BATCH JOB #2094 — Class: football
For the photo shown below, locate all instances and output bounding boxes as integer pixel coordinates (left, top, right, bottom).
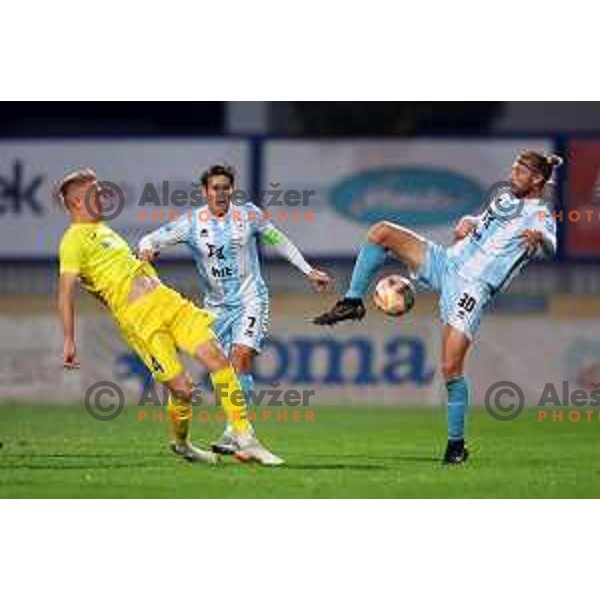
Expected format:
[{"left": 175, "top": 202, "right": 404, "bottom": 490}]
[{"left": 373, "top": 275, "right": 416, "bottom": 316}]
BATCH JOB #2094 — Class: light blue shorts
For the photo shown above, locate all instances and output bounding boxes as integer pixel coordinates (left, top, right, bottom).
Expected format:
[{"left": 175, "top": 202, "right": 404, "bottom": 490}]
[
  {"left": 210, "top": 300, "right": 269, "bottom": 355},
  {"left": 413, "top": 242, "right": 491, "bottom": 340}
]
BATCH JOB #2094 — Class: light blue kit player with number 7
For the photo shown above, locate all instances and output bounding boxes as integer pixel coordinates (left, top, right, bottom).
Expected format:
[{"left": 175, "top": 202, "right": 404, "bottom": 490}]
[{"left": 139, "top": 165, "right": 331, "bottom": 455}]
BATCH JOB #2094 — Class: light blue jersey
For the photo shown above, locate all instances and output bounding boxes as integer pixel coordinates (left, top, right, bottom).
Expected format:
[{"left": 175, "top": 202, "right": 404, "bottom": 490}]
[
  {"left": 142, "top": 203, "right": 274, "bottom": 309},
  {"left": 447, "top": 196, "right": 557, "bottom": 293},
  {"left": 415, "top": 195, "right": 557, "bottom": 339},
  {"left": 139, "top": 202, "right": 313, "bottom": 352}
]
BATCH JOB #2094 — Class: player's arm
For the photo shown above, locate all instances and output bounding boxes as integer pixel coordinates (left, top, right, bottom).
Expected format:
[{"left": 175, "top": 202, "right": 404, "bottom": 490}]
[
  {"left": 453, "top": 214, "right": 482, "bottom": 241},
  {"left": 58, "top": 273, "right": 80, "bottom": 369},
  {"left": 58, "top": 233, "right": 83, "bottom": 369},
  {"left": 520, "top": 210, "right": 557, "bottom": 259},
  {"left": 138, "top": 219, "right": 190, "bottom": 261},
  {"left": 259, "top": 221, "right": 331, "bottom": 292}
]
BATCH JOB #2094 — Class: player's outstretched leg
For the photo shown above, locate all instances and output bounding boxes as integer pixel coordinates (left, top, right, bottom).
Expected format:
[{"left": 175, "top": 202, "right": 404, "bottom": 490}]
[
  {"left": 441, "top": 326, "right": 471, "bottom": 465},
  {"left": 313, "top": 221, "right": 427, "bottom": 326},
  {"left": 211, "top": 344, "right": 256, "bottom": 456},
  {"left": 166, "top": 372, "right": 219, "bottom": 465},
  {"left": 196, "top": 340, "right": 284, "bottom": 466}
]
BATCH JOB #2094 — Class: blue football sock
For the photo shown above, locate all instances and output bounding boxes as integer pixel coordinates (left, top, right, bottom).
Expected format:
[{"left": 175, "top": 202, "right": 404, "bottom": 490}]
[
  {"left": 446, "top": 376, "right": 469, "bottom": 441},
  {"left": 346, "top": 242, "right": 387, "bottom": 299},
  {"left": 238, "top": 372, "right": 255, "bottom": 410}
]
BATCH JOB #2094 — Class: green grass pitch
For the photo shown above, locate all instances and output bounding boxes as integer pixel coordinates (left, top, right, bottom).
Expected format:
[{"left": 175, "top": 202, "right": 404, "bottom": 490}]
[{"left": 0, "top": 404, "right": 598, "bottom": 498}]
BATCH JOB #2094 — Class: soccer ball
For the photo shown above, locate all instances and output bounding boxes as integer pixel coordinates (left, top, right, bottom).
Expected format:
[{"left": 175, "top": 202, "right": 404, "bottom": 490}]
[{"left": 373, "top": 275, "right": 416, "bottom": 316}]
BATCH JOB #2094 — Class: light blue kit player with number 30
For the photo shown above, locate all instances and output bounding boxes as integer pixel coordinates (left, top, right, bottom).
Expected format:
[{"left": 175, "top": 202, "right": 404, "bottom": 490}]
[
  {"left": 139, "top": 165, "right": 331, "bottom": 456},
  {"left": 313, "top": 150, "right": 561, "bottom": 465}
]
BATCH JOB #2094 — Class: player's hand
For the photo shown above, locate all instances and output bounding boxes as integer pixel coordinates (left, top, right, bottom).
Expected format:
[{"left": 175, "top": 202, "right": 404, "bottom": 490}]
[
  {"left": 308, "top": 269, "right": 332, "bottom": 293},
  {"left": 138, "top": 248, "right": 160, "bottom": 262},
  {"left": 453, "top": 218, "right": 476, "bottom": 241},
  {"left": 63, "top": 340, "right": 81, "bottom": 370},
  {"left": 520, "top": 229, "right": 543, "bottom": 256}
]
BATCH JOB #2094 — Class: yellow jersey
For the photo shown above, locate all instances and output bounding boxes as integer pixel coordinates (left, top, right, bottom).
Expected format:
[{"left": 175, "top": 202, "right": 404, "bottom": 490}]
[{"left": 58, "top": 222, "right": 157, "bottom": 314}]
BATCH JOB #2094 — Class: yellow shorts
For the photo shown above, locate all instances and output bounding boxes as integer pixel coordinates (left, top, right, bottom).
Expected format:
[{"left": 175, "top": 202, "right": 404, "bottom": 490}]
[{"left": 115, "top": 285, "right": 216, "bottom": 382}]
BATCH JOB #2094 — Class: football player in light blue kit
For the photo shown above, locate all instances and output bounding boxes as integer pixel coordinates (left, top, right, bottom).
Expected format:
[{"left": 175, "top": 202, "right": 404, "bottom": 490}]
[
  {"left": 314, "top": 150, "right": 562, "bottom": 464},
  {"left": 140, "top": 165, "right": 331, "bottom": 455}
]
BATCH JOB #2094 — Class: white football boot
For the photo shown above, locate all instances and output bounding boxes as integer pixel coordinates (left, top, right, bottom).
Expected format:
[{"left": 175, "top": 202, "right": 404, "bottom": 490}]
[
  {"left": 170, "top": 441, "right": 219, "bottom": 465},
  {"left": 211, "top": 424, "right": 242, "bottom": 456},
  {"left": 233, "top": 432, "right": 285, "bottom": 467}
]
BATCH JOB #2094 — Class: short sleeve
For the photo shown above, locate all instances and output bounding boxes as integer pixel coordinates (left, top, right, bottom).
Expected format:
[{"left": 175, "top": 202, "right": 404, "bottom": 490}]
[
  {"left": 139, "top": 218, "right": 191, "bottom": 252},
  {"left": 244, "top": 202, "right": 270, "bottom": 235},
  {"left": 157, "top": 218, "right": 191, "bottom": 244},
  {"left": 59, "top": 231, "right": 83, "bottom": 274}
]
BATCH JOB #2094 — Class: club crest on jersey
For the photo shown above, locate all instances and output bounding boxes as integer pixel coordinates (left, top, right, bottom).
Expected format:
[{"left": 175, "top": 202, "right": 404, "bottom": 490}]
[{"left": 98, "top": 234, "right": 118, "bottom": 249}]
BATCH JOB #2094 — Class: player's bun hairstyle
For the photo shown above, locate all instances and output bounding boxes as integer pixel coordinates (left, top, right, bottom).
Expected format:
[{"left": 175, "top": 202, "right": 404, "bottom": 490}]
[
  {"left": 200, "top": 164, "right": 236, "bottom": 188},
  {"left": 54, "top": 167, "right": 97, "bottom": 209},
  {"left": 518, "top": 150, "right": 564, "bottom": 182}
]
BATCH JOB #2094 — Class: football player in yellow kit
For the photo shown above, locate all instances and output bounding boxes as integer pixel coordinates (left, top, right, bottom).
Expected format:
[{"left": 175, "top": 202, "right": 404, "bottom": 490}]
[{"left": 57, "top": 168, "right": 283, "bottom": 466}]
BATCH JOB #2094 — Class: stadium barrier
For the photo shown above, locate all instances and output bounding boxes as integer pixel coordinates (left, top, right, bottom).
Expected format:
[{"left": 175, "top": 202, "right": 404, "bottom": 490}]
[
  {"left": 2, "top": 135, "right": 600, "bottom": 262},
  {"left": 1, "top": 294, "right": 599, "bottom": 407}
]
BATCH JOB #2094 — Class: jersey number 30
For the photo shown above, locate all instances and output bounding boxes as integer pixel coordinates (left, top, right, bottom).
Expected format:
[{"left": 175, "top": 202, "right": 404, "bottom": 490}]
[{"left": 457, "top": 293, "right": 477, "bottom": 313}]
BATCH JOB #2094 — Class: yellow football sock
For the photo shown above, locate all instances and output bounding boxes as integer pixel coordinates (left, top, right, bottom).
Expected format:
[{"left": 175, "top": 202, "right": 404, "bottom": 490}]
[
  {"left": 166, "top": 391, "right": 192, "bottom": 445},
  {"left": 211, "top": 365, "right": 249, "bottom": 434}
]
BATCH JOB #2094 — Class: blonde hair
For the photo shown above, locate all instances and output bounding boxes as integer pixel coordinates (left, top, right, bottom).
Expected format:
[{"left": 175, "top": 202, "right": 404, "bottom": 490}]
[
  {"left": 54, "top": 167, "right": 97, "bottom": 209},
  {"left": 517, "top": 151, "right": 564, "bottom": 182}
]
